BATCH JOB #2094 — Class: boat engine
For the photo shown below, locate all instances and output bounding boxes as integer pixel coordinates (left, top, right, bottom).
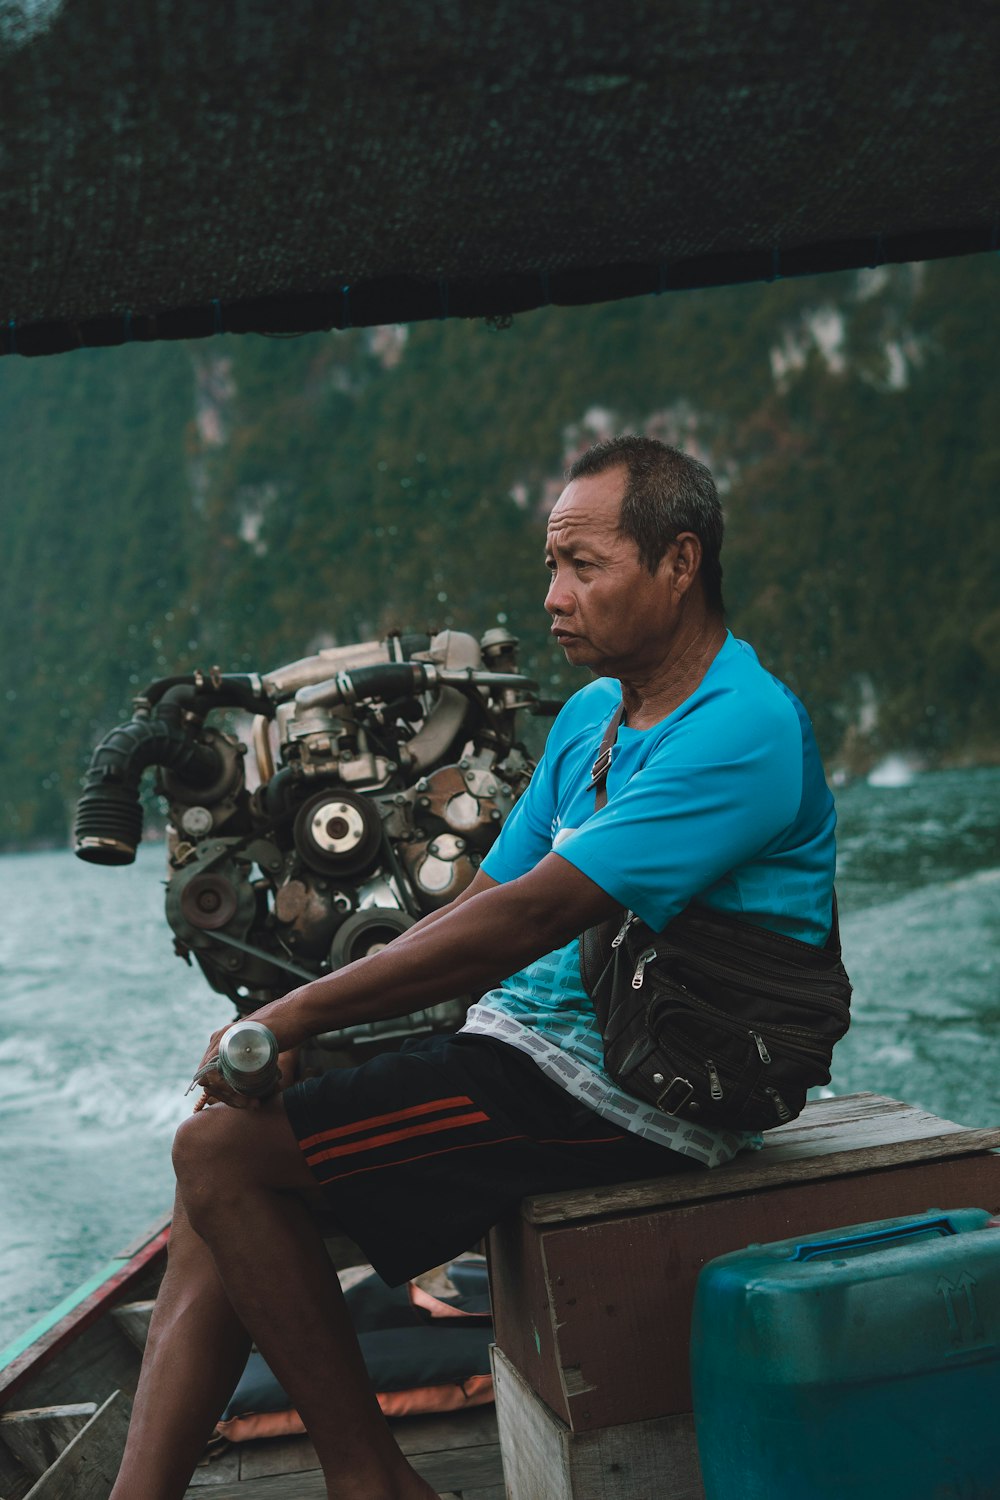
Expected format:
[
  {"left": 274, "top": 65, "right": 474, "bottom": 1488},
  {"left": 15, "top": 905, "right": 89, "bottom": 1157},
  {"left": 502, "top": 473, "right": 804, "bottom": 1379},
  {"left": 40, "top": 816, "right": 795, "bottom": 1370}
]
[{"left": 74, "top": 627, "right": 547, "bottom": 1054}]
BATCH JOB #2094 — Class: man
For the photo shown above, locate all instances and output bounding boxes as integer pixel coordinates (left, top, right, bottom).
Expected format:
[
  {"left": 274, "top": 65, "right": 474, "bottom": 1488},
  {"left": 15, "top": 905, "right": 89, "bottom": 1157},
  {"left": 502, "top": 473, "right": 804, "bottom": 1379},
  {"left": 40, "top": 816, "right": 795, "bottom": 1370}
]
[{"left": 110, "top": 435, "right": 836, "bottom": 1500}]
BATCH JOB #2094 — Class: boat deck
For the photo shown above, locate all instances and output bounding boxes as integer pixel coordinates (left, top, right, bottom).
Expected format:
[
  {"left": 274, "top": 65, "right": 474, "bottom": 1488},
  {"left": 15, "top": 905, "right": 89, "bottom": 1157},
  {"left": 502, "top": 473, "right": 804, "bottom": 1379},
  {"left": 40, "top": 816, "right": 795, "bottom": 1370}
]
[
  {"left": 0, "top": 1228, "right": 504, "bottom": 1500},
  {"left": 185, "top": 1407, "right": 503, "bottom": 1498}
]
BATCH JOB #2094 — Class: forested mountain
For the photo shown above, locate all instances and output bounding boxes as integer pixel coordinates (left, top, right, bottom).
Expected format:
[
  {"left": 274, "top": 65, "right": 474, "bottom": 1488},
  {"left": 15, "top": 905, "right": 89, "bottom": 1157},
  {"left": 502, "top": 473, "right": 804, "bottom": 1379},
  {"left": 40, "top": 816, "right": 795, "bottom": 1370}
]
[{"left": 2, "top": 255, "right": 998, "bottom": 846}]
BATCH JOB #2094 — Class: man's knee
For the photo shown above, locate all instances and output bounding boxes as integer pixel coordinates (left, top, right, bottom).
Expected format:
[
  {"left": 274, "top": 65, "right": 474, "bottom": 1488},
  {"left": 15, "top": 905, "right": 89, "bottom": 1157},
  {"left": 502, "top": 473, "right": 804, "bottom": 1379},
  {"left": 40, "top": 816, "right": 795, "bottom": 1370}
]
[
  {"left": 172, "top": 1100, "right": 314, "bottom": 1226},
  {"left": 172, "top": 1109, "right": 248, "bottom": 1227}
]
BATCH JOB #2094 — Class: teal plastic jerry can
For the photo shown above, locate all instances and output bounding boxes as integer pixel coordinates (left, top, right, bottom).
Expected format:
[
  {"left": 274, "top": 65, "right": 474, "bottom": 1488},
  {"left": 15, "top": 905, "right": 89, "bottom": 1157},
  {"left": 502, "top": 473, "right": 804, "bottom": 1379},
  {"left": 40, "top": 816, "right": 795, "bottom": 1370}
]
[{"left": 690, "top": 1208, "right": 1000, "bottom": 1500}]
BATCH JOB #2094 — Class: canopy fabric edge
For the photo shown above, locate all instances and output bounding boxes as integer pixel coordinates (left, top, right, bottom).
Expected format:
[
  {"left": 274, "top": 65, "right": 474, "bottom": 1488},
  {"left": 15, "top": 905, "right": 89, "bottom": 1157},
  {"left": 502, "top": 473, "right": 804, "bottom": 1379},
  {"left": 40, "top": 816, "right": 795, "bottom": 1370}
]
[{"left": 4, "top": 222, "right": 996, "bottom": 359}]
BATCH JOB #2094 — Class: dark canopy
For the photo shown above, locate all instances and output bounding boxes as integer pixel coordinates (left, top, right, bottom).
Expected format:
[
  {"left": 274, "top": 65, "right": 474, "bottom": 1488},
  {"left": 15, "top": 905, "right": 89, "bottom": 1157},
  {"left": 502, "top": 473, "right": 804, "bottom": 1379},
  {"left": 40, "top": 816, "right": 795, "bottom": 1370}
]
[{"left": 1, "top": 0, "right": 997, "bottom": 357}]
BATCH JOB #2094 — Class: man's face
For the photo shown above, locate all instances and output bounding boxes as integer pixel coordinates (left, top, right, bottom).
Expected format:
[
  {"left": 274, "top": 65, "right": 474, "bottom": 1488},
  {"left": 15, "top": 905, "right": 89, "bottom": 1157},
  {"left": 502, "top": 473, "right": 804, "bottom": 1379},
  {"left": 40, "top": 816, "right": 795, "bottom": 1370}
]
[{"left": 544, "top": 466, "right": 682, "bottom": 679}]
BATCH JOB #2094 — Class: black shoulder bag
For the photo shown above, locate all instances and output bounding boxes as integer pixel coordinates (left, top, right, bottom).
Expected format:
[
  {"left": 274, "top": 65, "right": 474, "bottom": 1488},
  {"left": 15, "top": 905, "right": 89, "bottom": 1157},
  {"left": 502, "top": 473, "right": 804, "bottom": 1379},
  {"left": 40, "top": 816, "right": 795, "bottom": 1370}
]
[{"left": 579, "top": 705, "right": 852, "bottom": 1132}]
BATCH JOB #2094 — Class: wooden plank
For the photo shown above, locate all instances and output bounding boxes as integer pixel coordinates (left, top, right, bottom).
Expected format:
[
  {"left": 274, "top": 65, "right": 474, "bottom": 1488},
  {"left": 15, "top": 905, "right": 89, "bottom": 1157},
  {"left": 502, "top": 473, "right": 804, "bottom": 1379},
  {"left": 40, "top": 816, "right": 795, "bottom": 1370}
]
[
  {"left": 492, "top": 1345, "right": 569, "bottom": 1500},
  {"left": 229, "top": 1408, "right": 499, "bottom": 1479},
  {"left": 0, "top": 1434, "right": 34, "bottom": 1500},
  {"left": 182, "top": 1410, "right": 500, "bottom": 1494},
  {"left": 114, "top": 1210, "right": 173, "bottom": 1260},
  {"left": 187, "top": 1446, "right": 242, "bottom": 1486},
  {"left": 493, "top": 1346, "right": 701, "bottom": 1500},
  {"left": 187, "top": 1442, "right": 504, "bottom": 1498},
  {"left": 183, "top": 1473, "right": 328, "bottom": 1499},
  {"left": 462, "top": 1487, "right": 507, "bottom": 1499},
  {"left": 0, "top": 1428, "right": 35, "bottom": 1500},
  {"left": 22, "top": 1390, "right": 131, "bottom": 1500},
  {"left": 412, "top": 1442, "right": 504, "bottom": 1493},
  {"left": 238, "top": 1434, "right": 319, "bottom": 1479},
  {"left": 110, "top": 1301, "right": 154, "bottom": 1354},
  {"left": 523, "top": 1094, "right": 1000, "bottom": 1223},
  {"left": 1, "top": 1320, "right": 139, "bottom": 1424},
  {"left": 492, "top": 1149, "right": 1000, "bottom": 1430},
  {"left": 0, "top": 1404, "right": 96, "bottom": 1479},
  {"left": 0, "top": 1225, "right": 169, "bottom": 1407},
  {"left": 487, "top": 1211, "right": 556, "bottom": 1427},
  {"left": 1, "top": 1306, "right": 145, "bottom": 1418},
  {"left": 390, "top": 1408, "right": 498, "bottom": 1457}
]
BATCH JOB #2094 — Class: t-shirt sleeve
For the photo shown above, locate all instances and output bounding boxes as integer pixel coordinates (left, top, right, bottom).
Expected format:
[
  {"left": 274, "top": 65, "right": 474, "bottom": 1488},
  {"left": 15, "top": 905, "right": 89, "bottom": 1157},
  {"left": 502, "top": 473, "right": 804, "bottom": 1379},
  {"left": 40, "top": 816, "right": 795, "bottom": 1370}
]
[
  {"left": 552, "top": 693, "right": 804, "bottom": 930},
  {"left": 481, "top": 745, "right": 558, "bottom": 884}
]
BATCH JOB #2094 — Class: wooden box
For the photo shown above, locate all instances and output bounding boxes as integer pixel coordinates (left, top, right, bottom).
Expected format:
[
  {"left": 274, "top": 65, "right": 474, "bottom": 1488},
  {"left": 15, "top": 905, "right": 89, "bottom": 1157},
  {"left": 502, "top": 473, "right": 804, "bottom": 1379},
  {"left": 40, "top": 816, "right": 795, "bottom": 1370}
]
[
  {"left": 487, "top": 1093, "right": 1000, "bottom": 1436},
  {"left": 491, "top": 1345, "right": 704, "bottom": 1500}
]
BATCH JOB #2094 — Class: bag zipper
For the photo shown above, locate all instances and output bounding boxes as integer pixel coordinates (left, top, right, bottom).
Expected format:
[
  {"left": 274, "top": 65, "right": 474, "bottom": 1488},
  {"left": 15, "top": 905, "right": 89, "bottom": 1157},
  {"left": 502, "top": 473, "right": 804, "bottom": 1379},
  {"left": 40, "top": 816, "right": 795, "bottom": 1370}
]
[
  {"left": 751, "top": 1031, "right": 771, "bottom": 1063},
  {"left": 631, "top": 1025, "right": 794, "bottom": 1126},
  {"left": 614, "top": 991, "right": 811, "bottom": 1127},
  {"left": 630, "top": 938, "right": 849, "bottom": 1017},
  {"left": 633, "top": 1027, "right": 752, "bottom": 1108},
  {"left": 612, "top": 912, "right": 637, "bottom": 949},
  {"left": 644, "top": 981, "right": 831, "bottom": 1066},
  {"left": 631, "top": 946, "right": 657, "bottom": 988}
]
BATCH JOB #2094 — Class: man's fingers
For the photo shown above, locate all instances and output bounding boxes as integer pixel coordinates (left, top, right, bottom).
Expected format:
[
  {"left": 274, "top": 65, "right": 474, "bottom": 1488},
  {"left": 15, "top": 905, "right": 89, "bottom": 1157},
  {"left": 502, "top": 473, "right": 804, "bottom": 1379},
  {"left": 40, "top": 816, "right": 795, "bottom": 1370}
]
[
  {"left": 194, "top": 1080, "right": 255, "bottom": 1111},
  {"left": 195, "top": 1026, "right": 230, "bottom": 1075}
]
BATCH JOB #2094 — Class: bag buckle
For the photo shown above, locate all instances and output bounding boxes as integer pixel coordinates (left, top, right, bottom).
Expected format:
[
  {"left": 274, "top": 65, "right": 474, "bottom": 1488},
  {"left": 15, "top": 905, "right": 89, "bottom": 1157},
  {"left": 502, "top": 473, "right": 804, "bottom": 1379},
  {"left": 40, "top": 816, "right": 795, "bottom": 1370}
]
[
  {"left": 654, "top": 1075, "right": 694, "bottom": 1115},
  {"left": 588, "top": 745, "right": 613, "bottom": 790}
]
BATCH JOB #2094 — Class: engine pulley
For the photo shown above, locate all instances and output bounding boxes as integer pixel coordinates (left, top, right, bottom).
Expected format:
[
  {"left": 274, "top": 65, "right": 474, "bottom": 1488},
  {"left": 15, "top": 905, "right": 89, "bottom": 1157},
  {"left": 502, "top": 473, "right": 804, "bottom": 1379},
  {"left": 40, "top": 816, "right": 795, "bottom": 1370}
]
[
  {"left": 179, "top": 872, "right": 241, "bottom": 931},
  {"left": 329, "top": 908, "right": 415, "bottom": 969},
  {"left": 293, "top": 790, "right": 383, "bottom": 877}
]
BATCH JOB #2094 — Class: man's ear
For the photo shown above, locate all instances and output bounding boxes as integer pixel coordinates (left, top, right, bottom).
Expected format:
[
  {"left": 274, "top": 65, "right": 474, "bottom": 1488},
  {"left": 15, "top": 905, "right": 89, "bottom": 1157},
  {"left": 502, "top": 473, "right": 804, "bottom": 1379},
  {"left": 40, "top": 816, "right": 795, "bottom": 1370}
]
[{"left": 667, "top": 532, "right": 702, "bottom": 596}]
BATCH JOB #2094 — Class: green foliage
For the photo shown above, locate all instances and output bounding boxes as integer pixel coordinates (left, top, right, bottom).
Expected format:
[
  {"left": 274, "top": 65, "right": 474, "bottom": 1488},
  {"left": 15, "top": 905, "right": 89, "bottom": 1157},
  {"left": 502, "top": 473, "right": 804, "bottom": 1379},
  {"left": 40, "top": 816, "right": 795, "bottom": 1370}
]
[{"left": 2, "top": 256, "right": 998, "bottom": 845}]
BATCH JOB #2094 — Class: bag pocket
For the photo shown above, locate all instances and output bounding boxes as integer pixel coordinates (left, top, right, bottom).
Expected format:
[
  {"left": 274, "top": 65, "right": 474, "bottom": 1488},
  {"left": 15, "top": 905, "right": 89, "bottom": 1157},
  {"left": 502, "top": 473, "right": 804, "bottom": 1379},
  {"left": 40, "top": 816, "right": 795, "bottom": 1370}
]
[
  {"left": 605, "top": 965, "right": 837, "bottom": 1131},
  {"left": 587, "top": 905, "right": 852, "bottom": 1132}
]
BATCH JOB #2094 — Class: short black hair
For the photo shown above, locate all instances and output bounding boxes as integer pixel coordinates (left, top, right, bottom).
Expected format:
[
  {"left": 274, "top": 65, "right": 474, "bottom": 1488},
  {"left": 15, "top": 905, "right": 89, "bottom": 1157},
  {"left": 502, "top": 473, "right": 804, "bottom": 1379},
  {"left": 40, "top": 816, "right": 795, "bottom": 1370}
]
[{"left": 567, "top": 434, "right": 724, "bottom": 613}]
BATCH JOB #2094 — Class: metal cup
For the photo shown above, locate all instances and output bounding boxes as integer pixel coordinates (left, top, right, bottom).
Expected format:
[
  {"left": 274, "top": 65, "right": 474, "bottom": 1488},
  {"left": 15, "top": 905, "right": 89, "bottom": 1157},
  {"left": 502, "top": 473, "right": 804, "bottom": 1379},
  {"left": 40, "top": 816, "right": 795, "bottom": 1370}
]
[{"left": 217, "top": 1020, "right": 280, "bottom": 1097}]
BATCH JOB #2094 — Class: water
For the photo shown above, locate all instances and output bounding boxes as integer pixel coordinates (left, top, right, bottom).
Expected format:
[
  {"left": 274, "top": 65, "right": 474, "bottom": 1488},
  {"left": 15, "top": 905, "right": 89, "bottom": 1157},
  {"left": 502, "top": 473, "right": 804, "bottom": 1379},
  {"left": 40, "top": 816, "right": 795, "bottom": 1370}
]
[
  {"left": 1, "top": 767, "right": 998, "bottom": 1350},
  {"left": 822, "top": 766, "right": 1000, "bottom": 1124},
  {"left": 0, "top": 845, "right": 232, "bottom": 1352}
]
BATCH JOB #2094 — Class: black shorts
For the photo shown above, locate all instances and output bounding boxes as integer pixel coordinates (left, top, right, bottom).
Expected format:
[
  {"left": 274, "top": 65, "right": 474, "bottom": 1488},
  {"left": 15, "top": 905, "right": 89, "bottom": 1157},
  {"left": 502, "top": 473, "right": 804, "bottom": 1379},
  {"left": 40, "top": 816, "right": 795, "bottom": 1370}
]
[{"left": 282, "top": 1033, "right": 701, "bottom": 1284}]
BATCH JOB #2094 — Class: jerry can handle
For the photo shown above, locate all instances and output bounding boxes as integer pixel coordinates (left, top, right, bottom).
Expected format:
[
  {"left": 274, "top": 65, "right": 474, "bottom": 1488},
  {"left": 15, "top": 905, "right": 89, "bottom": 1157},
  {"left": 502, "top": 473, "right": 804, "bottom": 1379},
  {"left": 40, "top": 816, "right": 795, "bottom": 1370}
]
[{"left": 790, "top": 1215, "right": 957, "bottom": 1262}]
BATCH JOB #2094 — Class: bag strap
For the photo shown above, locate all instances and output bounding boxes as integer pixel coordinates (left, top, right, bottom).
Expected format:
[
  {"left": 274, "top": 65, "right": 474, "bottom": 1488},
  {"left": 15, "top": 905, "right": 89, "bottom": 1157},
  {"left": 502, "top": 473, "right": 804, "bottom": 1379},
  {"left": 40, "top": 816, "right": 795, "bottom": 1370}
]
[
  {"left": 579, "top": 698, "right": 845, "bottom": 997},
  {"left": 580, "top": 702, "right": 627, "bottom": 1008},
  {"left": 587, "top": 701, "right": 626, "bottom": 811}
]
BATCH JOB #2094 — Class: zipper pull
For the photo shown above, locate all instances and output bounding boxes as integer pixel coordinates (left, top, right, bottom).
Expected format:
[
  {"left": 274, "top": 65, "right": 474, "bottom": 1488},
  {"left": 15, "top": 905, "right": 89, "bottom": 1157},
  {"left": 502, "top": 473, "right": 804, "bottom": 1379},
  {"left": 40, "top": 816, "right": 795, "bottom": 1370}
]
[
  {"left": 751, "top": 1031, "right": 772, "bottom": 1064},
  {"left": 765, "top": 1086, "right": 792, "bottom": 1123},
  {"left": 612, "top": 912, "right": 636, "bottom": 949},
  {"left": 706, "top": 1059, "right": 724, "bottom": 1100},
  {"left": 631, "top": 946, "right": 657, "bottom": 989}
]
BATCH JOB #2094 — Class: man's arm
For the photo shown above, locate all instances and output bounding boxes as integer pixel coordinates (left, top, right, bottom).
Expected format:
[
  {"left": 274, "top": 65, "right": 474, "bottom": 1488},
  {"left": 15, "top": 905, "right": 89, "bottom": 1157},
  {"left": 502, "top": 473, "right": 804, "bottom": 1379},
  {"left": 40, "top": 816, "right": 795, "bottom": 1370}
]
[{"left": 211, "top": 855, "right": 619, "bottom": 1062}]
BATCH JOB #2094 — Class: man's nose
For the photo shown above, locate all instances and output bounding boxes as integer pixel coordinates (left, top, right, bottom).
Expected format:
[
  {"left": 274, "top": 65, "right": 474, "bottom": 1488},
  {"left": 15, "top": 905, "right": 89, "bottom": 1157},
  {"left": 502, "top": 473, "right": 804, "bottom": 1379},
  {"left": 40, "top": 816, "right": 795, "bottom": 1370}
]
[{"left": 545, "top": 572, "right": 572, "bottom": 617}]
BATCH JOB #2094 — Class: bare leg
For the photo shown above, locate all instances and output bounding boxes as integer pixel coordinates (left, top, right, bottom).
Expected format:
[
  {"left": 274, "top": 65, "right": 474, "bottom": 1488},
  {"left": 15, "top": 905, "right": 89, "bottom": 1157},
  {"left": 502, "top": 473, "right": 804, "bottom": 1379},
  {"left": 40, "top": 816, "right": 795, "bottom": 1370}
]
[
  {"left": 170, "top": 1099, "right": 436, "bottom": 1500},
  {"left": 110, "top": 1192, "right": 251, "bottom": 1500}
]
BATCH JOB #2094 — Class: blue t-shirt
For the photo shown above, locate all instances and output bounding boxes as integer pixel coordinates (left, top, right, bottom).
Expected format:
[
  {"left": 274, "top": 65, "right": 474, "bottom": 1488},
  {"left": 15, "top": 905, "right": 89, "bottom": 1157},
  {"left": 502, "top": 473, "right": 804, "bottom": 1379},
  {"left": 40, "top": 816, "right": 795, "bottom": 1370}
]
[{"left": 473, "top": 634, "right": 836, "bottom": 1076}]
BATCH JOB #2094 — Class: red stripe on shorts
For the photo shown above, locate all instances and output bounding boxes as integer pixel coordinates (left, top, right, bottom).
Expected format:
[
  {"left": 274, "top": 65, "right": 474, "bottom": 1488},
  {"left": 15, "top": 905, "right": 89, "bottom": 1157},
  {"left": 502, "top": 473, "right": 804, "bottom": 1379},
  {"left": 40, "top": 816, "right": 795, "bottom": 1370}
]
[
  {"left": 312, "top": 1132, "right": 525, "bottom": 1185},
  {"left": 297, "top": 1094, "right": 477, "bottom": 1152},
  {"left": 304, "top": 1108, "right": 490, "bottom": 1167}
]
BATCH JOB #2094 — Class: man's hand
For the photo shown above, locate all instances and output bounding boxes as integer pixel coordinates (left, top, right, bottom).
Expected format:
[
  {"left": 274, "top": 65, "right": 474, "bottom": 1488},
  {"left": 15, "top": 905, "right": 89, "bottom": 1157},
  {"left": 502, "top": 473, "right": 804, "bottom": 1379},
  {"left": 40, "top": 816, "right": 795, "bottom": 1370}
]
[
  {"left": 189, "top": 1027, "right": 245, "bottom": 1111},
  {"left": 189, "top": 1027, "right": 290, "bottom": 1112}
]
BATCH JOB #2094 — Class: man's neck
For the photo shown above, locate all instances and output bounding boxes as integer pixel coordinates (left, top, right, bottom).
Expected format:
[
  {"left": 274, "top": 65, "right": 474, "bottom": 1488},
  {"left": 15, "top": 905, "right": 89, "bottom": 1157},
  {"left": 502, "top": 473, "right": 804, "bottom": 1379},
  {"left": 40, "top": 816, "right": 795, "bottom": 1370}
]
[{"left": 618, "top": 613, "right": 728, "bottom": 730}]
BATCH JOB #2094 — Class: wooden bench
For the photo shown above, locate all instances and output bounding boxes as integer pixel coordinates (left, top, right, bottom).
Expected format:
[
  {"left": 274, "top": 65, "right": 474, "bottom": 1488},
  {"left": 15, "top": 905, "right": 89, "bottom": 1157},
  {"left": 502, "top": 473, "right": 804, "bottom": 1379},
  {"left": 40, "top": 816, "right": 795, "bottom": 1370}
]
[{"left": 486, "top": 1092, "right": 1000, "bottom": 1500}]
